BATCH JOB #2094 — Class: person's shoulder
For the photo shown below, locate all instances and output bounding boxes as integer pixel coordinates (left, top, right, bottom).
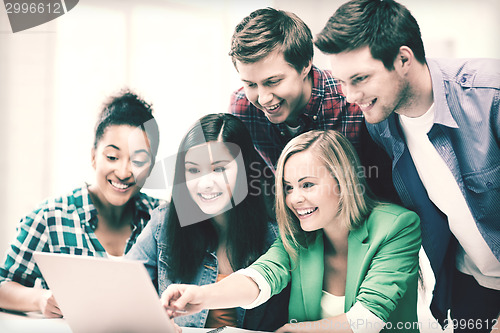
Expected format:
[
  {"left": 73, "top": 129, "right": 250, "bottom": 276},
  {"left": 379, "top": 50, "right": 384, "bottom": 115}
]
[
  {"left": 370, "top": 203, "right": 417, "bottom": 218},
  {"left": 429, "top": 58, "right": 500, "bottom": 89},
  {"left": 231, "top": 86, "right": 247, "bottom": 99},
  {"left": 364, "top": 114, "right": 394, "bottom": 148},
  {"left": 229, "top": 86, "right": 251, "bottom": 112},
  {"left": 311, "top": 64, "right": 331, "bottom": 76},
  {"left": 313, "top": 65, "right": 334, "bottom": 85},
  {"left": 366, "top": 203, "right": 420, "bottom": 230},
  {"left": 365, "top": 119, "right": 384, "bottom": 135},
  {"left": 152, "top": 201, "right": 169, "bottom": 221},
  {"left": 229, "top": 88, "right": 264, "bottom": 123},
  {"left": 312, "top": 65, "right": 346, "bottom": 99},
  {"left": 136, "top": 191, "right": 166, "bottom": 211},
  {"left": 264, "top": 221, "right": 280, "bottom": 246},
  {"left": 19, "top": 186, "right": 88, "bottom": 228},
  {"left": 147, "top": 202, "right": 170, "bottom": 236},
  {"left": 362, "top": 204, "right": 421, "bottom": 250},
  {"left": 38, "top": 186, "right": 88, "bottom": 212}
]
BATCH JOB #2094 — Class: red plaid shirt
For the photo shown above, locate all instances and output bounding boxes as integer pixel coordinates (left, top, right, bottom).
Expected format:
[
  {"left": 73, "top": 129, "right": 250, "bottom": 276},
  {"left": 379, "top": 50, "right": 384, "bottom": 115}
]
[{"left": 230, "top": 65, "right": 363, "bottom": 171}]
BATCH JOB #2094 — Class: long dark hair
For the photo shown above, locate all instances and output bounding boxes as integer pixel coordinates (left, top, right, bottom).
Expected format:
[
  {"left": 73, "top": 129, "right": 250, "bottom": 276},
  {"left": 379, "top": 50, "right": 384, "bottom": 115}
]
[{"left": 164, "top": 113, "right": 270, "bottom": 282}]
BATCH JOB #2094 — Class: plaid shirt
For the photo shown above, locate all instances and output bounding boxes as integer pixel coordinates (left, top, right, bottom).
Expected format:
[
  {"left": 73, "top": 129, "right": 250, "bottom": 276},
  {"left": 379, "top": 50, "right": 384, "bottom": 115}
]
[
  {"left": 230, "top": 65, "right": 364, "bottom": 171},
  {"left": 0, "top": 185, "right": 162, "bottom": 288}
]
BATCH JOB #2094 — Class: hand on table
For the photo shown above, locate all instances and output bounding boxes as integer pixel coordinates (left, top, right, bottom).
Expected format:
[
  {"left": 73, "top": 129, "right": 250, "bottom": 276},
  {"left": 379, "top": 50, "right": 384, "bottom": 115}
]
[{"left": 39, "top": 290, "right": 62, "bottom": 318}]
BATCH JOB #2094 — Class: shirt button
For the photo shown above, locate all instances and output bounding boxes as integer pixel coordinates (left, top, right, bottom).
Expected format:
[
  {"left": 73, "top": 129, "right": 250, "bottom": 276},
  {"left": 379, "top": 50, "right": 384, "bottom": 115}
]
[
  {"left": 461, "top": 76, "right": 467, "bottom": 84},
  {"left": 486, "top": 181, "right": 493, "bottom": 189},
  {"left": 280, "top": 131, "right": 285, "bottom": 136},
  {"left": 312, "top": 115, "right": 318, "bottom": 121}
]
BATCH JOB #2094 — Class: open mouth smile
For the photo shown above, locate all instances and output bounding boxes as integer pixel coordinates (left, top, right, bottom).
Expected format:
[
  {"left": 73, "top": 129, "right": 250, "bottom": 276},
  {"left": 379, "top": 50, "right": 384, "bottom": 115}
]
[
  {"left": 296, "top": 207, "right": 318, "bottom": 218},
  {"left": 109, "top": 180, "right": 132, "bottom": 191},
  {"left": 358, "top": 98, "right": 376, "bottom": 110},
  {"left": 264, "top": 101, "right": 283, "bottom": 113},
  {"left": 198, "top": 192, "right": 223, "bottom": 201}
]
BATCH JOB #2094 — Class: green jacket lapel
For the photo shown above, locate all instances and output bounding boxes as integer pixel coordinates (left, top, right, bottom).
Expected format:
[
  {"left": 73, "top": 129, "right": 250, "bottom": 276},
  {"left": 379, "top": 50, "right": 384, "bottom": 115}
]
[
  {"left": 345, "top": 223, "right": 370, "bottom": 310},
  {"left": 298, "top": 232, "right": 324, "bottom": 320}
]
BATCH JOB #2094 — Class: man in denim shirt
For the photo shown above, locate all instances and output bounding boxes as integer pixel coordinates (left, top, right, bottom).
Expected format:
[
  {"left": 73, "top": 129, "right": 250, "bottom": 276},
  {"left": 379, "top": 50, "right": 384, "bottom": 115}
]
[{"left": 315, "top": 0, "right": 499, "bottom": 332}]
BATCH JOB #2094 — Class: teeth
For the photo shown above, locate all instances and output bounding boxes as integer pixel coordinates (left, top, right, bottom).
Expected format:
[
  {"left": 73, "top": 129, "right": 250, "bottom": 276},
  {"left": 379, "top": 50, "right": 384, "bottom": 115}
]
[
  {"left": 296, "top": 207, "right": 317, "bottom": 216},
  {"left": 199, "top": 193, "right": 222, "bottom": 200},
  {"left": 111, "top": 181, "right": 130, "bottom": 189},
  {"left": 267, "top": 102, "right": 281, "bottom": 111},
  {"left": 359, "top": 100, "right": 374, "bottom": 108}
]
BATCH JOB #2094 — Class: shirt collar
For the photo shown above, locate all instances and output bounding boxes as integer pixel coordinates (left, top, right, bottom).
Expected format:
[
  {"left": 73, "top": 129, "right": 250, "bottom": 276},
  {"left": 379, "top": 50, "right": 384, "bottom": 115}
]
[
  {"left": 133, "top": 192, "right": 155, "bottom": 221},
  {"left": 80, "top": 184, "right": 153, "bottom": 230},
  {"left": 302, "top": 65, "right": 325, "bottom": 118},
  {"left": 426, "top": 58, "right": 459, "bottom": 129},
  {"left": 380, "top": 59, "right": 460, "bottom": 138},
  {"left": 78, "top": 184, "right": 99, "bottom": 230}
]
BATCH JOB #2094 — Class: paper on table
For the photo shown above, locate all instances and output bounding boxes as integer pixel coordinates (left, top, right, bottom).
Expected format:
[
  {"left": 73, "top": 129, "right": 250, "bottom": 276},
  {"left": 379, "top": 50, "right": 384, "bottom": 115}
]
[
  {"left": 0, "top": 319, "right": 71, "bottom": 333},
  {"left": 206, "top": 327, "right": 270, "bottom": 333}
]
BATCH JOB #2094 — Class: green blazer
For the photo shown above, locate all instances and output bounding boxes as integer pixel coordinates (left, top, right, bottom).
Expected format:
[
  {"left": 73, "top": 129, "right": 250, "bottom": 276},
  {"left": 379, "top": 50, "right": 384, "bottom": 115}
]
[{"left": 251, "top": 204, "right": 421, "bottom": 332}]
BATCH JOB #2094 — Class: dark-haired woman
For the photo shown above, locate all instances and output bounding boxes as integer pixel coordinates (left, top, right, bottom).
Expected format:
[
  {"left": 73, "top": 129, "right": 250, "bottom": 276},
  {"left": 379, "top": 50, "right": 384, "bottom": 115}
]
[
  {"left": 126, "top": 113, "right": 288, "bottom": 330},
  {"left": 0, "top": 90, "right": 163, "bottom": 317},
  {"left": 162, "top": 130, "right": 421, "bottom": 333}
]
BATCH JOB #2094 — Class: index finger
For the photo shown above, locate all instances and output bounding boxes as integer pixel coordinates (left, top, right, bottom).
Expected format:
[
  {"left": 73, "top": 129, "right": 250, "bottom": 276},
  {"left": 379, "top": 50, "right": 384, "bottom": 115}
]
[{"left": 161, "top": 284, "right": 185, "bottom": 308}]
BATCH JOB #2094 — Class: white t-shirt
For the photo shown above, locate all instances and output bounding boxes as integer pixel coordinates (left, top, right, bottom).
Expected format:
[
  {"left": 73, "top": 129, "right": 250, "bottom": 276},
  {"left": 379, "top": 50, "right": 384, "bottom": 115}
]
[
  {"left": 399, "top": 104, "right": 500, "bottom": 290},
  {"left": 321, "top": 290, "right": 345, "bottom": 318}
]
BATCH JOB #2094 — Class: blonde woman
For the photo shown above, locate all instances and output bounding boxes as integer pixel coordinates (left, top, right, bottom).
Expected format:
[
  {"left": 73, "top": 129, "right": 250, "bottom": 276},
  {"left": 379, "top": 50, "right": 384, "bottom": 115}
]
[{"left": 162, "top": 130, "right": 421, "bottom": 333}]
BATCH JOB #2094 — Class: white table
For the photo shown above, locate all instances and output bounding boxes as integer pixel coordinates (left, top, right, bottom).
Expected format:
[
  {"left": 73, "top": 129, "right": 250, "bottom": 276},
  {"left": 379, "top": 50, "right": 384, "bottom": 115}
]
[{"left": 0, "top": 310, "right": 210, "bottom": 333}]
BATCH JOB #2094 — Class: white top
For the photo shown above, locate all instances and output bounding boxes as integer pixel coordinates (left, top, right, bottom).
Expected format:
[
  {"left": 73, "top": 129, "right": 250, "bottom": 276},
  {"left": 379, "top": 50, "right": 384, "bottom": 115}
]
[
  {"left": 236, "top": 268, "right": 385, "bottom": 333},
  {"left": 321, "top": 290, "right": 345, "bottom": 318},
  {"left": 106, "top": 253, "right": 123, "bottom": 260},
  {"left": 285, "top": 123, "right": 301, "bottom": 136},
  {"left": 399, "top": 104, "right": 500, "bottom": 289}
]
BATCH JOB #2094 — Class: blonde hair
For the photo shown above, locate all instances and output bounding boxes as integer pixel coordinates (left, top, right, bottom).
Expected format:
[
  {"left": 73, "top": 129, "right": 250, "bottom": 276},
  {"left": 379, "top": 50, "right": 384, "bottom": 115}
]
[{"left": 275, "top": 130, "right": 378, "bottom": 258}]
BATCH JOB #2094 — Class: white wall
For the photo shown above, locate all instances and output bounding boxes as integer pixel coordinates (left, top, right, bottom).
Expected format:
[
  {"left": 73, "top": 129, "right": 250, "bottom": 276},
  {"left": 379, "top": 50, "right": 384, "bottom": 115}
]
[{"left": 274, "top": 0, "right": 500, "bottom": 68}]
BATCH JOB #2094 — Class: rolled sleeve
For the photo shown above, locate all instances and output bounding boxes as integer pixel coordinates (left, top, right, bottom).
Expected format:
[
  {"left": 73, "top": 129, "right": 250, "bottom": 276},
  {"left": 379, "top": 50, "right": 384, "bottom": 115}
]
[
  {"left": 346, "top": 302, "right": 386, "bottom": 333},
  {"left": 234, "top": 268, "right": 272, "bottom": 309},
  {"left": 356, "top": 210, "right": 421, "bottom": 322},
  {"left": 247, "top": 237, "right": 292, "bottom": 299}
]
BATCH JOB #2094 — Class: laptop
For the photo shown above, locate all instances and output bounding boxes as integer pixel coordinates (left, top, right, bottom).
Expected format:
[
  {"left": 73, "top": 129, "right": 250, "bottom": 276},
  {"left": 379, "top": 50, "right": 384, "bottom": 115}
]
[{"left": 33, "top": 252, "right": 177, "bottom": 333}]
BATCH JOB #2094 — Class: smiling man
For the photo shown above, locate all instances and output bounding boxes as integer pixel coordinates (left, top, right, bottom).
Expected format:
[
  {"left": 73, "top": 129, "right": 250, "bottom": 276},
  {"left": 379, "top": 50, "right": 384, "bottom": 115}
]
[
  {"left": 228, "top": 7, "right": 397, "bottom": 203},
  {"left": 315, "top": 0, "right": 500, "bottom": 331}
]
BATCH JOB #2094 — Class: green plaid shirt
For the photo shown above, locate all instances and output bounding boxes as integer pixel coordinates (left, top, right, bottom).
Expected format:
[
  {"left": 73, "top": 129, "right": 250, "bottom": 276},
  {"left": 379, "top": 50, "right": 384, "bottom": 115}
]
[{"left": 0, "top": 185, "right": 162, "bottom": 288}]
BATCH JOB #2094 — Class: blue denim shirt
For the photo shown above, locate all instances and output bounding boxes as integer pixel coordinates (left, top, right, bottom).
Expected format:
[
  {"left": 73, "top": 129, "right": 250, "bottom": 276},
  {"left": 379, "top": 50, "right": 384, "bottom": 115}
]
[
  {"left": 126, "top": 203, "right": 287, "bottom": 329},
  {"left": 366, "top": 57, "right": 500, "bottom": 320}
]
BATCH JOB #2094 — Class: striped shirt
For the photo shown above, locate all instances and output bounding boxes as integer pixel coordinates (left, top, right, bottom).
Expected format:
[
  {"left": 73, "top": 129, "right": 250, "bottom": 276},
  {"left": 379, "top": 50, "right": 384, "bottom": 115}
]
[{"left": 0, "top": 185, "right": 162, "bottom": 288}]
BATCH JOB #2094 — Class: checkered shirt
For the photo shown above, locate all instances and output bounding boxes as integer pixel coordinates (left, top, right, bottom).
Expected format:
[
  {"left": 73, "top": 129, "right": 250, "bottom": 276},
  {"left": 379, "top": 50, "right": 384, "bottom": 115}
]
[
  {"left": 229, "top": 65, "right": 364, "bottom": 171},
  {"left": 0, "top": 185, "right": 162, "bottom": 288}
]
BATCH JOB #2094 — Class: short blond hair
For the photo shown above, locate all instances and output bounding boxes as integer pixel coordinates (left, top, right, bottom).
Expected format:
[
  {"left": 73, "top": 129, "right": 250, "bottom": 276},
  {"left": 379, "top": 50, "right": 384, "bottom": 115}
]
[{"left": 275, "top": 130, "right": 378, "bottom": 258}]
